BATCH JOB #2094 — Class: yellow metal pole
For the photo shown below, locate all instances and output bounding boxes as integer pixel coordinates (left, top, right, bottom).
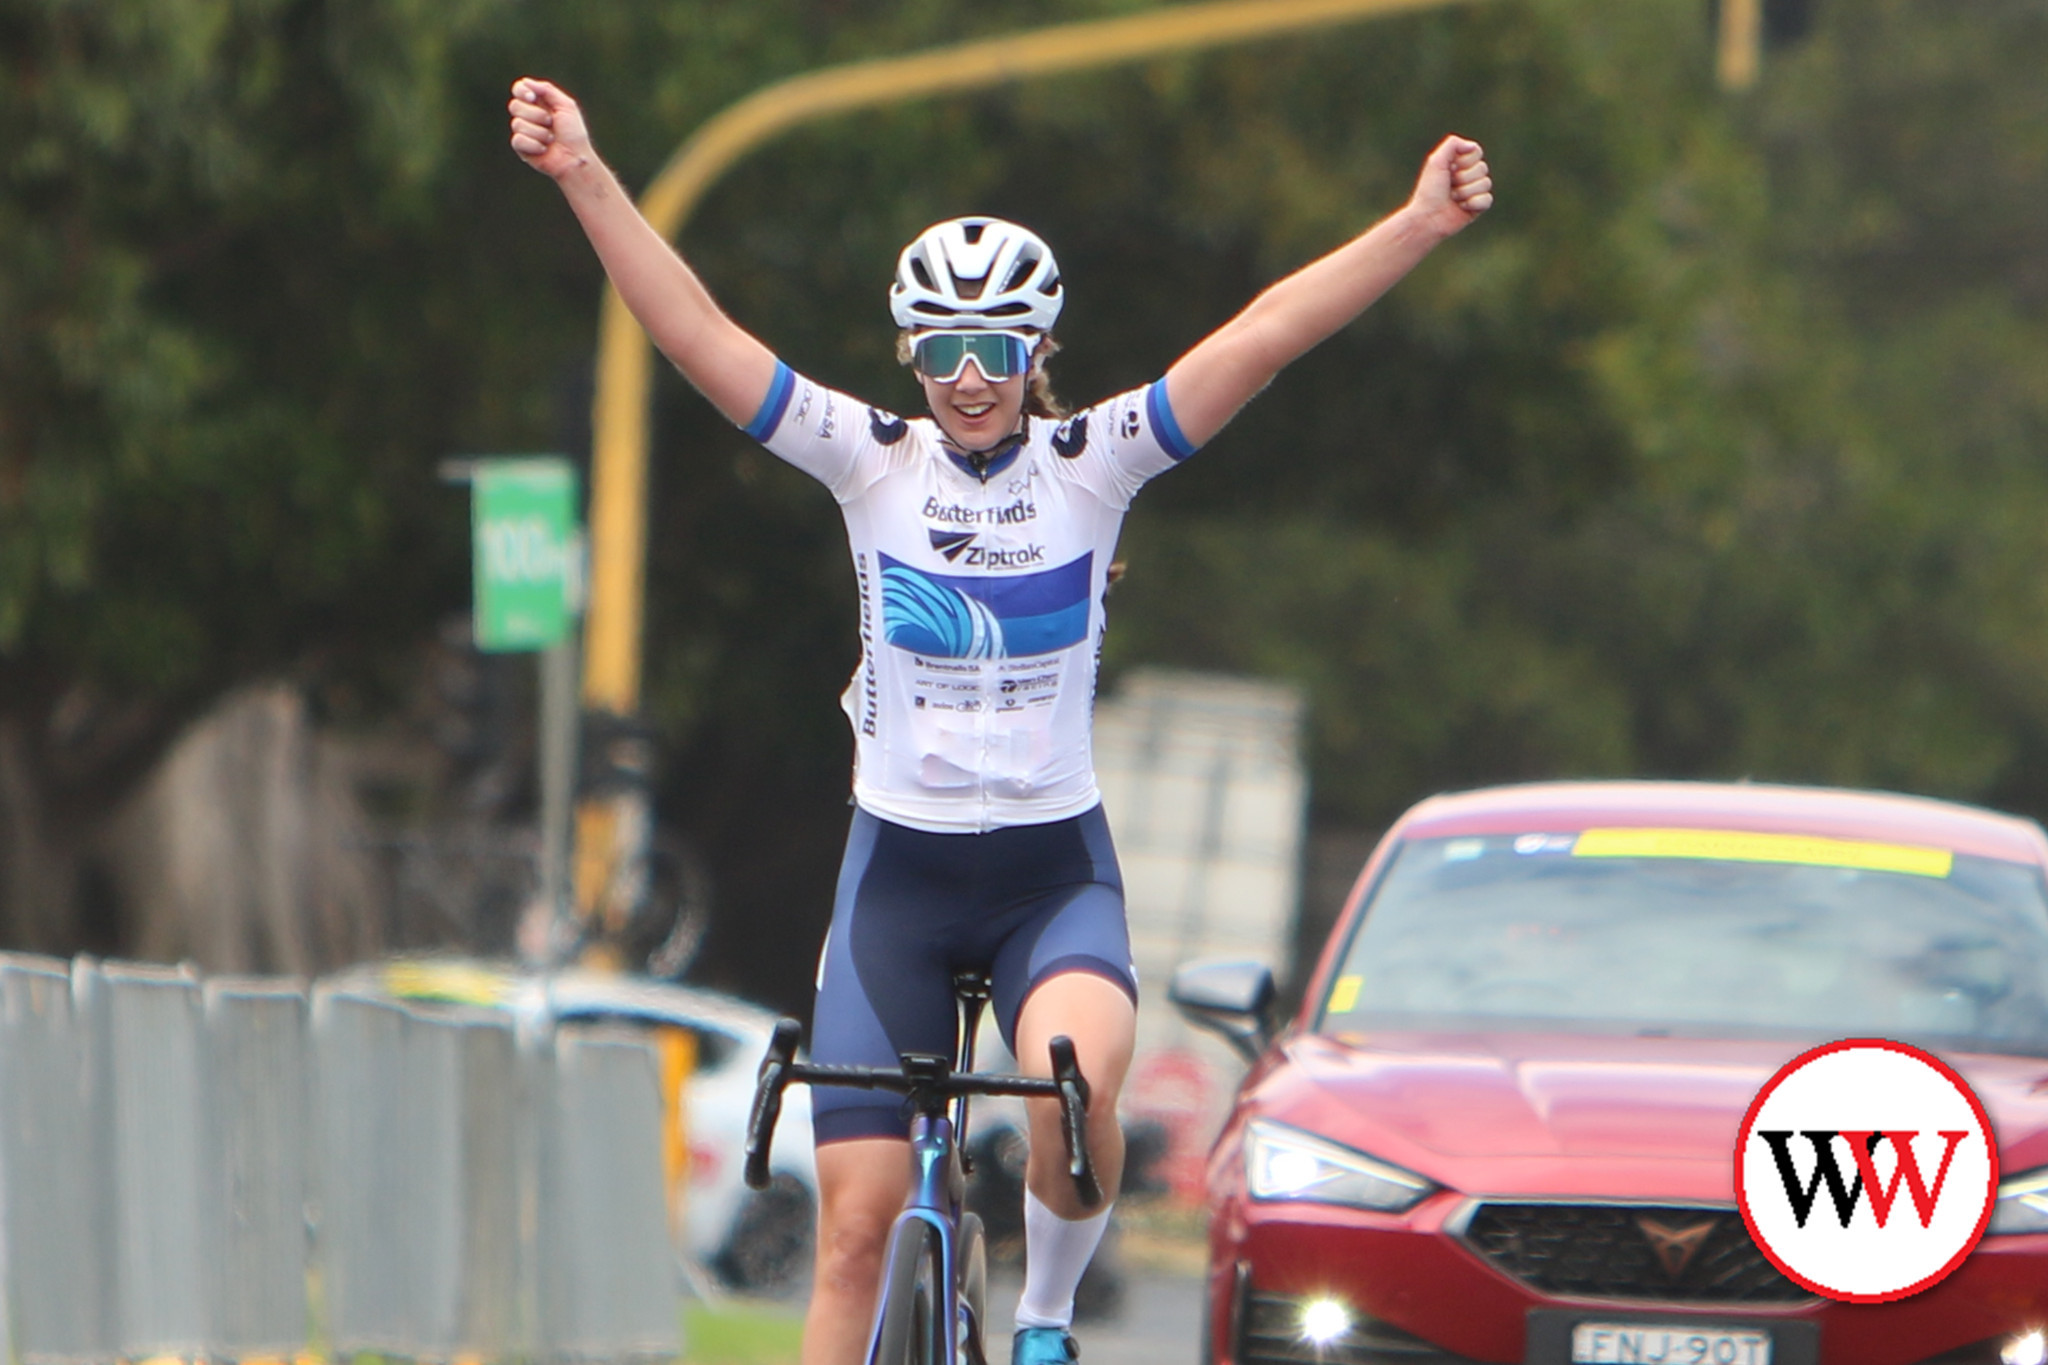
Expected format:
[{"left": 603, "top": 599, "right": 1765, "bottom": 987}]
[
  {"left": 576, "top": 0, "right": 1488, "bottom": 926},
  {"left": 1717, "top": 0, "right": 1761, "bottom": 90}
]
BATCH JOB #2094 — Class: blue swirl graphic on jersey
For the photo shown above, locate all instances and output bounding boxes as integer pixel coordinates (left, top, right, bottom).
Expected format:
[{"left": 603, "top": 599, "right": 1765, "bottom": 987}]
[
  {"left": 883, "top": 569, "right": 1004, "bottom": 658},
  {"left": 880, "top": 551, "right": 1092, "bottom": 659}
]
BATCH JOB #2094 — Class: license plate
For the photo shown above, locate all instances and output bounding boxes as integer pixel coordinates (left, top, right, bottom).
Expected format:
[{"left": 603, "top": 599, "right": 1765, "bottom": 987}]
[{"left": 1569, "top": 1322, "right": 1772, "bottom": 1365}]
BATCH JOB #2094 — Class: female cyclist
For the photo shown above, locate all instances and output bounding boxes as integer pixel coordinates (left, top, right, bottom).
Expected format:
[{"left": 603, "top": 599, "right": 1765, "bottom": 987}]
[{"left": 508, "top": 76, "right": 1490, "bottom": 1365}]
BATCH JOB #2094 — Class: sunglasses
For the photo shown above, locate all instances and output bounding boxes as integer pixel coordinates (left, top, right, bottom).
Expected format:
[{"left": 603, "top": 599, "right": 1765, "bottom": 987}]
[{"left": 911, "top": 331, "right": 1033, "bottom": 383}]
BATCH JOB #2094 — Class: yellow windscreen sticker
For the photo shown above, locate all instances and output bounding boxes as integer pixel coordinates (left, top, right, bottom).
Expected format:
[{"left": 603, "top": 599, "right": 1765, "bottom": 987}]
[
  {"left": 1571, "top": 827, "right": 1953, "bottom": 878},
  {"left": 1327, "top": 974, "right": 1364, "bottom": 1013}
]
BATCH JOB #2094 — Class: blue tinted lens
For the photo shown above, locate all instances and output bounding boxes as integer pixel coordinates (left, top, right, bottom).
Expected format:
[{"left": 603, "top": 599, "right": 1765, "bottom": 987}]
[{"left": 913, "top": 332, "right": 1028, "bottom": 381}]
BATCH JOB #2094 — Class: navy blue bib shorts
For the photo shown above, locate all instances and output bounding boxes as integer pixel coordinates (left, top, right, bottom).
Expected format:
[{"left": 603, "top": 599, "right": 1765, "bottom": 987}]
[{"left": 809, "top": 804, "right": 1140, "bottom": 1145}]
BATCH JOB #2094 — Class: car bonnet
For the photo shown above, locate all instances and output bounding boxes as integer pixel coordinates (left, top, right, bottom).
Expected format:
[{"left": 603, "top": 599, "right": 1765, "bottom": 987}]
[{"left": 1250, "top": 1030, "right": 2048, "bottom": 1202}]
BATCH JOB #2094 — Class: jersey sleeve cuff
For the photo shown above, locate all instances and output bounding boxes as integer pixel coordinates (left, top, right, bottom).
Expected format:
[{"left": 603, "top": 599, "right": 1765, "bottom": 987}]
[
  {"left": 1146, "top": 378, "right": 1197, "bottom": 462},
  {"left": 743, "top": 360, "right": 796, "bottom": 441}
]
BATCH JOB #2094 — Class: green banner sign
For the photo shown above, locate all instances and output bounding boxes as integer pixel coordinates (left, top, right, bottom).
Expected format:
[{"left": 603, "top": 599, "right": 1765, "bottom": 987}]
[{"left": 472, "top": 457, "right": 578, "bottom": 652}]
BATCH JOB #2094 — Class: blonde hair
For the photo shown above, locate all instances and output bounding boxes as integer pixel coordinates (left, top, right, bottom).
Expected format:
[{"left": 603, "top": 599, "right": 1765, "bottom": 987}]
[{"left": 897, "top": 331, "right": 1068, "bottom": 420}]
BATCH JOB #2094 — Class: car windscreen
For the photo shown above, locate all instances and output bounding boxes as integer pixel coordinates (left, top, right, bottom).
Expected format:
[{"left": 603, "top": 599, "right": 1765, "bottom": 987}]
[{"left": 1318, "top": 829, "right": 2048, "bottom": 1055}]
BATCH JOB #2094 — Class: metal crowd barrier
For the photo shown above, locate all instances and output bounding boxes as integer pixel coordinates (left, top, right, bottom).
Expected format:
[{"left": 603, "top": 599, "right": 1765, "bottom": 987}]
[
  {"left": 313, "top": 987, "right": 529, "bottom": 1360},
  {"left": 0, "top": 954, "right": 110, "bottom": 1365},
  {"left": 0, "top": 954, "right": 681, "bottom": 1364},
  {"left": 101, "top": 961, "right": 209, "bottom": 1359},
  {"left": 541, "top": 1026, "right": 680, "bottom": 1362},
  {"left": 208, "top": 976, "right": 311, "bottom": 1359}
]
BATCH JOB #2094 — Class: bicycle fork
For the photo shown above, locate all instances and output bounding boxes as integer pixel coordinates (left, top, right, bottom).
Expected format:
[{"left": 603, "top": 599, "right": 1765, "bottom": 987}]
[{"left": 865, "top": 1110, "right": 977, "bottom": 1365}]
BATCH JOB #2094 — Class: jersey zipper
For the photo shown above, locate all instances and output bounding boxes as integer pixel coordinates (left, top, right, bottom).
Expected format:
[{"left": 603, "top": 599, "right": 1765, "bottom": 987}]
[{"left": 977, "top": 659, "right": 994, "bottom": 832}]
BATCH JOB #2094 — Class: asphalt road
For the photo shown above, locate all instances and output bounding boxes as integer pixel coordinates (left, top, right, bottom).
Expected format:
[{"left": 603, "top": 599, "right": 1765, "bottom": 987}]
[{"left": 988, "top": 1262, "right": 1206, "bottom": 1365}]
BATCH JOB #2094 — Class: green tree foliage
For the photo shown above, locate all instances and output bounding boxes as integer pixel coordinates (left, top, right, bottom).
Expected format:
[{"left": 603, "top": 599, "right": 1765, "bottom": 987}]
[
  {"left": 0, "top": 0, "right": 601, "bottom": 945},
  {"left": 1104, "top": 0, "right": 2048, "bottom": 830},
  {"left": 6, "top": 0, "right": 2048, "bottom": 1000},
  {"left": 1526, "top": 0, "right": 2048, "bottom": 812}
]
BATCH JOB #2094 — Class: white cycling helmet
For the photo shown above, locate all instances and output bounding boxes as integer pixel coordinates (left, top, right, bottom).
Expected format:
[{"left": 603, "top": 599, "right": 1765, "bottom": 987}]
[{"left": 889, "top": 216, "right": 1064, "bottom": 333}]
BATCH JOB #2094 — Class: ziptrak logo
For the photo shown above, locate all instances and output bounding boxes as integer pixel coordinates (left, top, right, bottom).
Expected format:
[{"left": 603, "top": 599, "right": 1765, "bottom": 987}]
[{"left": 1736, "top": 1039, "right": 1998, "bottom": 1302}]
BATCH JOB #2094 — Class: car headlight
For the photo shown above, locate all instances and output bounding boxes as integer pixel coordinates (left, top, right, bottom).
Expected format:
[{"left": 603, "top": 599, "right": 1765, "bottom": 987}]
[
  {"left": 1244, "top": 1118, "right": 1435, "bottom": 1213},
  {"left": 1988, "top": 1167, "right": 2048, "bottom": 1235}
]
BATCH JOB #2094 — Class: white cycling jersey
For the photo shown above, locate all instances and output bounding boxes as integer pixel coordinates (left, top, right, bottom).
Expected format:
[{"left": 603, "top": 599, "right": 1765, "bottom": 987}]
[{"left": 743, "top": 360, "right": 1199, "bottom": 833}]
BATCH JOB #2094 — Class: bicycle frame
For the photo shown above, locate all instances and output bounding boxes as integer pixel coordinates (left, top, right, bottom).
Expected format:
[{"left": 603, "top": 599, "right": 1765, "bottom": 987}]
[
  {"left": 867, "top": 976, "right": 990, "bottom": 1365},
  {"left": 887, "top": 1108, "right": 972, "bottom": 1365}
]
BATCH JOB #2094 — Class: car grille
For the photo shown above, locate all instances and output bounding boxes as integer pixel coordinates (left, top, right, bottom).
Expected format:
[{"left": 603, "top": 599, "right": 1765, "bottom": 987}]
[
  {"left": 1241, "top": 1291, "right": 1482, "bottom": 1365},
  {"left": 1461, "top": 1203, "right": 1812, "bottom": 1304}
]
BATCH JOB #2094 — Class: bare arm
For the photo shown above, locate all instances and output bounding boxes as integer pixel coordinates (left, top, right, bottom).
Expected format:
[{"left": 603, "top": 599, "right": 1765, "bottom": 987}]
[
  {"left": 1163, "top": 135, "right": 1494, "bottom": 450},
  {"left": 508, "top": 77, "right": 778, "bottom": 428}
]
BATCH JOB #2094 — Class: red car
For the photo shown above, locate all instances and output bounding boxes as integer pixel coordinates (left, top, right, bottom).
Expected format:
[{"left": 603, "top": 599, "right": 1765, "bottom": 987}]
[{"left": 1170, "top": 781, "right": 2048, "bottom": 1365}]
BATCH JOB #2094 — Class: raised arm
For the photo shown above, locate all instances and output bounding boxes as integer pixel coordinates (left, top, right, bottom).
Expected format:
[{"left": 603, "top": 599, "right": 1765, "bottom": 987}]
[
  {"left": 1162, "top": 135, "right": 1493, "bottom": 451},
  {"left": 508, "top": 78, "right": 778, "bottom": 427}
]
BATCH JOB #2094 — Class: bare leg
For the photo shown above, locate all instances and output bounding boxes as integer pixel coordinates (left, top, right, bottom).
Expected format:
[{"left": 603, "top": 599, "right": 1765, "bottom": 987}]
[
  {"left": 1014, "top": 972, "right": 1137, "bottom": 1218},
  {"left": 802, "top": 1137, "right": 913, "bottom": 1365}
]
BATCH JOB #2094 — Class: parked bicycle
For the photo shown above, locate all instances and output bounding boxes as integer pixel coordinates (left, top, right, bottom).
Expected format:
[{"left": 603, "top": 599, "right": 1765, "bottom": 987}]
[{"left": 745, "top": 970, "right": 1099, "bottom": 1365}]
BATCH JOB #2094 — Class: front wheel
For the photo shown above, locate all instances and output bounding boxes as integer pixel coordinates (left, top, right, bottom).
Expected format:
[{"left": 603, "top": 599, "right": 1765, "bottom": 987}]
[
  {"left": 873, "top": 1220, "right": 945, "bottom": 1365},
  {"left": 957, "top": 1212, "right": 988, "bottom": 1365}
]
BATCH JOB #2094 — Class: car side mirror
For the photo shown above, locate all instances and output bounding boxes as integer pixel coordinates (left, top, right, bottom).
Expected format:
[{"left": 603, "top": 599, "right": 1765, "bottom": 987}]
[{"left": 1167, "top": 959, "right": 1276, "bottom": 1063}]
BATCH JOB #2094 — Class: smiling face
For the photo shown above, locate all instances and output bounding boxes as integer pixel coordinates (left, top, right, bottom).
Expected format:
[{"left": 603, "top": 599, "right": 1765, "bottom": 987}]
[
  {"left": 904, "top": 330, "right": 1051, "bottom": 453},
  {"left": 917, "top": 355, "right": 1030, "bottom": 452}
]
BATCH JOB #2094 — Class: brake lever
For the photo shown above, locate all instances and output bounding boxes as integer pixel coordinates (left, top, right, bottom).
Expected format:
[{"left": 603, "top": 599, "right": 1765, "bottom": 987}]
[
  {"left": 1047, "top": 1035, "right": 1101, "bottom": 1208},
  {"left": 744, "top": 1016, "right": 804, "bottom": 1191}
]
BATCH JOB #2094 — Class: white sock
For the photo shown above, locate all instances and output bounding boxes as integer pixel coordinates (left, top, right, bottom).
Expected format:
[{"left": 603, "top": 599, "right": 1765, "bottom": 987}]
[{"left": 1013, "top": 1188, "right": 1113, "bottom": 1330}]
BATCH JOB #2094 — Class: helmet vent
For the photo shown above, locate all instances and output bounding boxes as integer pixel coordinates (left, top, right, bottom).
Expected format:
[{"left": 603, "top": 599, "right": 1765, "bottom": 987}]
[
  {"left": 1001, "top": 258, "right": 1037, "bottom": 294},
  {"left": 911, "top": 259, "right": 935, "bottom": 290},
  {"left": 962, "top": 222, "right": 987, "bottom": 244}
]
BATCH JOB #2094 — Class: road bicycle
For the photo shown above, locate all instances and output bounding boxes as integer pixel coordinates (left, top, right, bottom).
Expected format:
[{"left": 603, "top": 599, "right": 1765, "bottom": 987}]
[{"left": 744, "top": 970, "right": 1100, "bottom": 1365}]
